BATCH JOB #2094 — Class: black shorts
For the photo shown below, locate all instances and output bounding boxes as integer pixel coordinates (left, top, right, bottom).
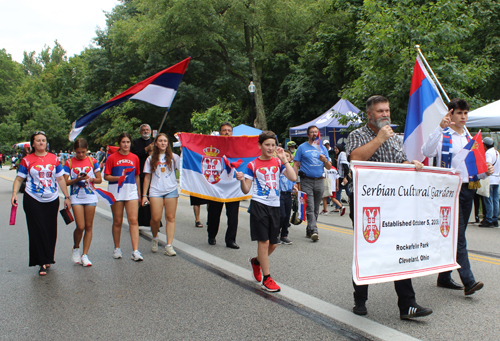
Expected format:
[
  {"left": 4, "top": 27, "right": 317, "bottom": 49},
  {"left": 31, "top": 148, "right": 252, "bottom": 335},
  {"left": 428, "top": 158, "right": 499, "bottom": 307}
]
[
  {"left": 190, "top": 196, "right": 208, "bottom": 206},
  {"left": 249, "top": 200, "right": 280, "bottom": 244}
]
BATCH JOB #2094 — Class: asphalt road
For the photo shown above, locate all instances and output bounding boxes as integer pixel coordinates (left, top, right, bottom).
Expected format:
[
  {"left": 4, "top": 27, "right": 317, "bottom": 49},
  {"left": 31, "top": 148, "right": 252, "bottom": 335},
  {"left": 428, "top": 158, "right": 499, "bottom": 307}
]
[{"left": 1, "top": 167, "right": 499, "bottom": 341}]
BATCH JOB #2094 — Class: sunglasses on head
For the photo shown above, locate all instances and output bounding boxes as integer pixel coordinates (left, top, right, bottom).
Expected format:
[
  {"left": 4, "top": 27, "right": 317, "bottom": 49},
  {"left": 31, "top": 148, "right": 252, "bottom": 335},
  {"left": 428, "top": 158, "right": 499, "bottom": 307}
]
[{"left": 34, "top": 131, "right": 46, "bottom": 135}]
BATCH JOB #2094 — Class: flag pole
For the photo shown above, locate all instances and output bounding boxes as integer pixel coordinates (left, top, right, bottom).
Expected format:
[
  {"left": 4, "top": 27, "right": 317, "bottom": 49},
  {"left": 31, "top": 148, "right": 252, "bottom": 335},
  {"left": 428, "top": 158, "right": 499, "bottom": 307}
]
[
  {"left": 414, "top": 45, "right": 450, "bottom": 103},
  {"left": 157, "top": 108, "right": 170, "bottom": 134}
]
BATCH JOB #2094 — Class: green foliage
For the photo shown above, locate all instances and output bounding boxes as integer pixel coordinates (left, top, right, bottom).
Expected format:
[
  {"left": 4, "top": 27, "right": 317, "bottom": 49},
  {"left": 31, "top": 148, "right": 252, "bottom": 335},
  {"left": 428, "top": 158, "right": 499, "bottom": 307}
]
[{"left": 190, "top": 103, "right": 234, "bottom": 135}]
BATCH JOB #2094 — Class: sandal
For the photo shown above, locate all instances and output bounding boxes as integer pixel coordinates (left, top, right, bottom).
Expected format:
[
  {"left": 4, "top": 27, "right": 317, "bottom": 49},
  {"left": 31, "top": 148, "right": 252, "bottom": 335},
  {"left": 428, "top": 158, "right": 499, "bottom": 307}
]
[
  {"left": 195, "top": 221, "right": 203, "bottom": 228},
  {"left": 39, "top": 265, "right": 47, "bottom": 276}
]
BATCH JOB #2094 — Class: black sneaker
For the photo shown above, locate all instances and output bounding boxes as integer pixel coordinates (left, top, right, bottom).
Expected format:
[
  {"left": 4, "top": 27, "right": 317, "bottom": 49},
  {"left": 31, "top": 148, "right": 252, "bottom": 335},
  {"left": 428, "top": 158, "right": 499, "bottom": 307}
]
[
  {"left": 400, "top": 305, "right": 433, "bottom": 320},
  {"left": 280, "top": 237, "right": 292, "bottom": 245},
  {"left": 353, "top": 296, "right": 367, "bottom": 316},
  {"left": 479, "top": 221, "right": 494, "bottom": 228}
]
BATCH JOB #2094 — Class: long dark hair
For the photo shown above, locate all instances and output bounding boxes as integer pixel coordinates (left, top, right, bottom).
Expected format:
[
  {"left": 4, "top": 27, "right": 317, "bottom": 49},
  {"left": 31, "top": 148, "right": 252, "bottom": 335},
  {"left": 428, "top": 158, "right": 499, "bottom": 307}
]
[
  {"left": 150, "top": 133, "right": 173, "bottom": 173},
  {"left": 117, "top": 133, "right": 133, "bottom": 152}
]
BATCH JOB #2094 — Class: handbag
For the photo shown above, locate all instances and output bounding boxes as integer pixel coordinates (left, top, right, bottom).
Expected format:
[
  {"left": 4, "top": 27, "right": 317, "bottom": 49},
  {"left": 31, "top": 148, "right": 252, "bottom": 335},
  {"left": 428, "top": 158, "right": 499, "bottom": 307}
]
[{"left": 477, "top": 177, "right": 490, "bottom": 197}]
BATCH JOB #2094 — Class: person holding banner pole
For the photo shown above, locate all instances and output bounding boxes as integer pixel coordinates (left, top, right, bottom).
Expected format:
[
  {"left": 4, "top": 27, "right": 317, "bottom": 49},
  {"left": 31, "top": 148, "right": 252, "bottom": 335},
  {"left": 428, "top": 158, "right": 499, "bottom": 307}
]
[
  {"left": 347, "top": 95, "right": 431, "bottom": 320},
  {"left": 293, "top": 125, "right": 332, "bottom": 242},
  {"left": 421, "top": 98, "right": 493, "bottom": 295},
  {"left": 206, "top": 122, "right": 241, "bottom": 249}
]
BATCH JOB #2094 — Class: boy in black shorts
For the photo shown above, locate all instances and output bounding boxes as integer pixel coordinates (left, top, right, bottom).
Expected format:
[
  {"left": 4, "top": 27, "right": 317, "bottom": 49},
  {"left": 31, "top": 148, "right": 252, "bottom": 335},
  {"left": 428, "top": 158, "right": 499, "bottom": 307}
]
[{"left": 236, "top": 131, "right": 297, "bottom": 292}]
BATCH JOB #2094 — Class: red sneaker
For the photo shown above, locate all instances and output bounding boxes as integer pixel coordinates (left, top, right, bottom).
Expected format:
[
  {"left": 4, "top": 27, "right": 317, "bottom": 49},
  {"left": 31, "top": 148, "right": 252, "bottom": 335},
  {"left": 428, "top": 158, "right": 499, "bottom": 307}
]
[
  {"left": 261, "top": 276, "right": 281, "bottom": 292},
  {"left": 340, "top": 206, "right": 346, "bottom": 216},
  {"left": 249, "top": 257, "right": 262, "bottom": 282}
]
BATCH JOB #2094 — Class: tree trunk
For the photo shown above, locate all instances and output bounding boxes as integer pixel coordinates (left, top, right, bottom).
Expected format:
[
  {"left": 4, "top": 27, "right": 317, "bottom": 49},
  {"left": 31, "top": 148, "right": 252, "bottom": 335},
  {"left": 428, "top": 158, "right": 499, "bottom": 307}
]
[{"left": 244, "top": 21, "right": 267, "bottom": 130}]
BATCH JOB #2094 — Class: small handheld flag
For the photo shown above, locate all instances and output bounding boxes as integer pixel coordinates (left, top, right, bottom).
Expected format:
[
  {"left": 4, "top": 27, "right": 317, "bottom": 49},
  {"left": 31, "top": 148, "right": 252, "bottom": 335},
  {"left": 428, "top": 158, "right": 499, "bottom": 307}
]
[
  {"left": 297, "top": 191, "right": 307, "bottom": 221},
  {"left": 95, "top": 188, "right": 116, "bottom": 205},
  {"left": 118, "top": 168, "right": 136, "bottom": 192}
]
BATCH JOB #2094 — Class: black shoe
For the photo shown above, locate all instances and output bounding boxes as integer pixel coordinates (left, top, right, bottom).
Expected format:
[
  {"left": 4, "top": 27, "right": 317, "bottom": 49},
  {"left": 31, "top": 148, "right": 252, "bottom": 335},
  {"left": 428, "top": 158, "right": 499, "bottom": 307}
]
[
  {"left": 493, "top": 223, "right": 499, "bottom": 227},
  {"left": 226, "top": 242, "right": 240, "bottom": 249},
  {"left": 479, "top": 221, "right": 494, "bottom": 227},
  {"left": 437, "top": 279, "right": 464, "bottom": 290},
  {"left": 400, "top": 305, "right": 433, "bottom": 320},
  {"left": 464, "top": 281, "right": 484, "bottom": 295},
  {"left": 208, "top": 238, "right": 216, "bottom": 245},
  {"left": 353, "top": 295, "right": 367, "bottom": 316},
  {"left": 306, "top": 231, "right": 312, "bottom": 238}
]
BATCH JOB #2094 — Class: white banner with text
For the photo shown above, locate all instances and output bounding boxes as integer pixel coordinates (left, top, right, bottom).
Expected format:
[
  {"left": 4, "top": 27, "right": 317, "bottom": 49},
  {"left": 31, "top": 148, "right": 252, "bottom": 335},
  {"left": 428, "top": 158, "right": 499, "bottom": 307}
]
[{"left": 352, "top": 161, "right": 461, "bottom": 285}]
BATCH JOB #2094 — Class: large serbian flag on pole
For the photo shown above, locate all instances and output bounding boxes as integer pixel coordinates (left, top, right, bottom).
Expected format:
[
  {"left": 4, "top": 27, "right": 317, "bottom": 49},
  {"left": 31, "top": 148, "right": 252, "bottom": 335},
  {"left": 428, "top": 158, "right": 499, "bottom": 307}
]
[
  {"left": 403, "top": 55, "right": 448, "bottom": 162},
  {"left": 69, "top": 57, "right": 191, "bottom": 141},
  {"left": 178, "top": 133, "right": 261, "bottom": 202}
]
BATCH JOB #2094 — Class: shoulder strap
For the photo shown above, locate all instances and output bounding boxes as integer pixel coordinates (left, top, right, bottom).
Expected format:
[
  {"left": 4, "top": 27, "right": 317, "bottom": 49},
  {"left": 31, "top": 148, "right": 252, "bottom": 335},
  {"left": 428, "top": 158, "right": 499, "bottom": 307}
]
[
  {"left": 88, "top": 156, "right": 95, "bottom": 171},
  {"left": 441, "top": 129, "right": 453, "bottom": 168}
]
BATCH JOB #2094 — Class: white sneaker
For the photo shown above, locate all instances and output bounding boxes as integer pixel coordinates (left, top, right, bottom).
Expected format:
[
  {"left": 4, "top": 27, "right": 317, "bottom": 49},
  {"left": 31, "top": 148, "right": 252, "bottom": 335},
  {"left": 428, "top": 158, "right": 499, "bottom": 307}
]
[
  {"left": 72, "top": 248, "right": 81, "bottom": 264},
  {"left": 151, "top": 238, "right": 159, "bottom": 253},
  {"left": 131, "top": 250, "right": 144, "bottom": 261},
  {"left": 164, "top": 245, "right": 177, "bottom": 257},
  {"left": 311, "top": 233, "right": 319, "bottom": 241},
  {"left": 113, "top": 248, "right": 123, "bottom": 259},
  {"left": 81, "top": 254, "right": 92, "bottom": 267}
]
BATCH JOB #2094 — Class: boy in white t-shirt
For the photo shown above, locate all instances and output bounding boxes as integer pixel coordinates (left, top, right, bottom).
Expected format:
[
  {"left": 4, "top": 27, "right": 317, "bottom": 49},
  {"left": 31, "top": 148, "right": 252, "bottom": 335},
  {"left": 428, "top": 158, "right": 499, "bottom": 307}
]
[{"left": 236, "top": 131, "right": 296, "bottom": 292}]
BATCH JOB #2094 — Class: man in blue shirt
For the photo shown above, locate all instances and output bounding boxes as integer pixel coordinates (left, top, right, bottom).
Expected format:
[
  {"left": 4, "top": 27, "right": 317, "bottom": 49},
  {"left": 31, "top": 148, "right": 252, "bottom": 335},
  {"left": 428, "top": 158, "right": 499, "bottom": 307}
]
[{"left": 293, "top": 125, "right": 332, "bottom": 241}]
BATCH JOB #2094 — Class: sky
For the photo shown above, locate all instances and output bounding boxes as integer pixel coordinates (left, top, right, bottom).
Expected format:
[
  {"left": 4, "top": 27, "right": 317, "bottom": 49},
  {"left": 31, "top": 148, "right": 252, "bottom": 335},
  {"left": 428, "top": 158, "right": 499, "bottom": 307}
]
[{"left": 0, "top": 0, "right": 120, "bottom": 63}]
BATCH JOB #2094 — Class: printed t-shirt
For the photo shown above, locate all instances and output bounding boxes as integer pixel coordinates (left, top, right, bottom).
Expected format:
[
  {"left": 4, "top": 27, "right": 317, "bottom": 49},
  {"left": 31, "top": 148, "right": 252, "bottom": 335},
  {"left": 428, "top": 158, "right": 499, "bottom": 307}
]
[
  {"left": 244, "top": 157, "right": 286, "bottom": 207},
  {"left": 294, "top": 142, "right": 329, "bottom": 178},
  {"left": 105, "top": 151, "right": 140, "bottom": 201},
  {"left": 326, "top": 167, "right": 339, "bottom": 192},
  {"left": 17, "top": 153, "right": 64, "bottom": 202},
  {"left": 64, "top": 157, "right": 100, "bottom": 204},
  {"left": 143, "top": 153, "right": 180, "bottom": 196}
]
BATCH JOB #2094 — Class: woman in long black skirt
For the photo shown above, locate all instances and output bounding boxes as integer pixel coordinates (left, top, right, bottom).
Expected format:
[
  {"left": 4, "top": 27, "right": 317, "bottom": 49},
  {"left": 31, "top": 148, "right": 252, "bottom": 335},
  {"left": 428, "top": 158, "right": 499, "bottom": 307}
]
[{"left": 11, "top": 132, "right": 71, "bottom": 276}]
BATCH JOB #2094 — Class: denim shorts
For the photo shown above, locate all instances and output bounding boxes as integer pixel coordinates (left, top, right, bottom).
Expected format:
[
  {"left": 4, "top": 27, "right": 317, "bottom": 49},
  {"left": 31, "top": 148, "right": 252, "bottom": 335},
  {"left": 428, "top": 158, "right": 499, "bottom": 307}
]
[
  {"left": 149, "top": 188, "right": 179, "bottom": 199},
  {"left": 72, "top": 202, "right": 97, "bottom": 207}
]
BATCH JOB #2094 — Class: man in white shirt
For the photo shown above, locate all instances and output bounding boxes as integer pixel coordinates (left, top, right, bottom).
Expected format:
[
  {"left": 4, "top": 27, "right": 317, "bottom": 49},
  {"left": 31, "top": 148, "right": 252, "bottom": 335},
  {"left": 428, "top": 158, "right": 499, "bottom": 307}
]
[
  {"left": 421, "top": 98, "right": 493, "bottom": 296},
  {"left": 480, "top": 137, "right": 500, "bottom": 227}
]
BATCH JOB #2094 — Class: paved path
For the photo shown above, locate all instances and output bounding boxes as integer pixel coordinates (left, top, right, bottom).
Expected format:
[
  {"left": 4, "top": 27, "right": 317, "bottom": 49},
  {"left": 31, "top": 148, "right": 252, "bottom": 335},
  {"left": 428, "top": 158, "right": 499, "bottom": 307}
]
[{"left": 1, "top": 167, "right": 499, "bottom": 340}]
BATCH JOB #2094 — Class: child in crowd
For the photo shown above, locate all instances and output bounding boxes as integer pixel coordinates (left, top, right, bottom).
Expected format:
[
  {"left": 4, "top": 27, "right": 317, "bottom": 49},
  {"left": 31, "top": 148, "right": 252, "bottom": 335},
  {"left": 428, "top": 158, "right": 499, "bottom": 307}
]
[
  {"left": 321, "top": 166, "right": 345, "bottom": 216},
  {"left": 63, "top": 138, "right": 102, "bottom": 266},
  {"left": 279, "top": 150, "right": 297, "bottom": 245},
  {"left": 236, "top": 131, "right": 297, "bottom": 292}
]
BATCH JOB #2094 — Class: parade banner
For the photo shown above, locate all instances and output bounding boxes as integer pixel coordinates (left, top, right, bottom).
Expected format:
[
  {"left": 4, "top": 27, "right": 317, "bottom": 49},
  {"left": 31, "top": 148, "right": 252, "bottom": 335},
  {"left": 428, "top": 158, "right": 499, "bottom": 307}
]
[
  {"left": 351, "top": 161, "right": 461, "bottom": 285},
  {"left": 178, "top": 133, "right": 260, "bottom": 202}
]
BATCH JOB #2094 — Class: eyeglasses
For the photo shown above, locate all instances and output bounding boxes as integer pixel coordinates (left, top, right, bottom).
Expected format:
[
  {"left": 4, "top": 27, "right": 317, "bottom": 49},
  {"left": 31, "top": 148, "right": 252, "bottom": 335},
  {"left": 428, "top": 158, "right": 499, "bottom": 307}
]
[{"left": 34, "top": 131, "right": 46, "bottom": 135}]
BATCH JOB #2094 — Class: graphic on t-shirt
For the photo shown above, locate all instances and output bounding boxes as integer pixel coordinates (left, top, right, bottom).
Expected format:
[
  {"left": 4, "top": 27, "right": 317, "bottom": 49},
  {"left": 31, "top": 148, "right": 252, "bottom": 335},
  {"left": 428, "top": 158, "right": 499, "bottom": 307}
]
[
  {"left": 255, "top": 166, "right": 279, "bottom": 197},
  {"left": 31, "top": 164, "right": 57, "bottom": 196},
  {"left": 154, "top": 162, "right": 173, "bottom": 179},
  {"left": 71, "top": 166, "right": 95, "bottom": 198}
]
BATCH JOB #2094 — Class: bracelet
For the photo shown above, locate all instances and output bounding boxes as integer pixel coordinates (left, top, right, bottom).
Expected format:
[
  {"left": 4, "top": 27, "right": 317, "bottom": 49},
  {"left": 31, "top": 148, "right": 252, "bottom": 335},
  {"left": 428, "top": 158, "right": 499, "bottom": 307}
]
[
  {"left": 65, "top": 196, "right": 70, "bottom": 199},
  {"left": 142, "top": 195, "right": 148, "bottom": 197}
]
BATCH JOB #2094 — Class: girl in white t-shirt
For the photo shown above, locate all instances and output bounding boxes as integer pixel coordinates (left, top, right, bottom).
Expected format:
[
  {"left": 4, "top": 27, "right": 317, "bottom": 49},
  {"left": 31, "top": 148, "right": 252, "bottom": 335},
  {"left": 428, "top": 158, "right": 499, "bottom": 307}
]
[{"left": 142, "top": 133, "right": 180, "bottom": 256}]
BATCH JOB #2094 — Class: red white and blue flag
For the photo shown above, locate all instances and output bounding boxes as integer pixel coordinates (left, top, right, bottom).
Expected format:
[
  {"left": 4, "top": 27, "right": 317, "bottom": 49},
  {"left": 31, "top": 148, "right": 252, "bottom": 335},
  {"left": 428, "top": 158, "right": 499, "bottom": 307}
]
[
  {"left": 95, "top": 188, "right": 116, "bottom": 205},
  {"left": 452, "top": 131, "right": 488, "bottom": 177},
  {"left": 178, "top": 133, "right": 261, "bottom": 202},
  {"left": 297, "top": 191, "right": 307, "bottom": 221},
  {"left": 69, "top": 58, "right": 191, "bottom": 141},
  {"left": 118, "top": 168, "right": 136, "bottom": 193},
  {"left": 403, "top": 55, "right": 448, "bottom": 163}
]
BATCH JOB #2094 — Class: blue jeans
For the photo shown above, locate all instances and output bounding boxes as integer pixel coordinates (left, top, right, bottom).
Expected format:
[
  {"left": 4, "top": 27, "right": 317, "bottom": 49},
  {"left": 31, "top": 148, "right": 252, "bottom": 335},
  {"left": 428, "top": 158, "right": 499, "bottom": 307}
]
[
  {"left": 438, "top": 184, "right": 476, "bottom": 286},
  {"left": 484, "top": 184, "right": 499, "bottom": 224},
  {"left": 335, "top": 182, "right": 351, "bottom": 209}
]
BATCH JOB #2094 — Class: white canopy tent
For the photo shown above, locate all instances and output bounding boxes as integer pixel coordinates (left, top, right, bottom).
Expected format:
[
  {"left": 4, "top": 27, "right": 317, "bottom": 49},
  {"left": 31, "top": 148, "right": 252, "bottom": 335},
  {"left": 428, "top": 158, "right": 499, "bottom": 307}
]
[{"left": 467, "top": 99, "right": 500, "bottom": 128}]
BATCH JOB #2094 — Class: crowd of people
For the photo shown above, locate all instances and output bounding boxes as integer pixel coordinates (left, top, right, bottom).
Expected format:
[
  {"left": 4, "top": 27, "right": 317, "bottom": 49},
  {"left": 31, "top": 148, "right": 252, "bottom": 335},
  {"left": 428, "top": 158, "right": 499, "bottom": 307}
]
[{"left": 8, "top": 95, "right": 499, "bottom": 320}]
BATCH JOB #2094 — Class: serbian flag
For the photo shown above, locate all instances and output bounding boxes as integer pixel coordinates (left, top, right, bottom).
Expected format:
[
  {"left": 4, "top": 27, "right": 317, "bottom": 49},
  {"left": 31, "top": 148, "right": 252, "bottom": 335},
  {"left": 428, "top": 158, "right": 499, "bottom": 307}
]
[
  {"left": 297, "top": 191, "right": 307, "bottom": 221},
  {"left": 312, "top": 132, "right": 330, "bottom": 160},
  {"left": 403, "top": 55, "right": 448, "bottom": 163},
  {"left": 451, "top": 131, "right": 488, "bottom": 176},
  {"left": 178, "top": 133, "right": 261, "bottom": 202},
  {"left": 95, "top": 188, "right": 116, "bottom": 205},
  {"left": 69, "top": 58, "right": 191, "bottom": 141},
  {"left": 118, "top": 168, "right": 136, "bottom": 192}
]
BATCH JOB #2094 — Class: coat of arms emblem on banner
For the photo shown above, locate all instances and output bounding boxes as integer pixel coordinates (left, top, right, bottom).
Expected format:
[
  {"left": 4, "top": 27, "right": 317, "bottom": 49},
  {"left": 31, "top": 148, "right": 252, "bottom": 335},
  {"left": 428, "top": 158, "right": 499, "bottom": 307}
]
[
  {"left": 440, "top": 206, "right": 451, "bottom": 237},
  {"left": 202, "top": 145, "right": 223, "bottom": 184},
  {"left": 362, "top": 207, "right": 381, "bottom": 243}
]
